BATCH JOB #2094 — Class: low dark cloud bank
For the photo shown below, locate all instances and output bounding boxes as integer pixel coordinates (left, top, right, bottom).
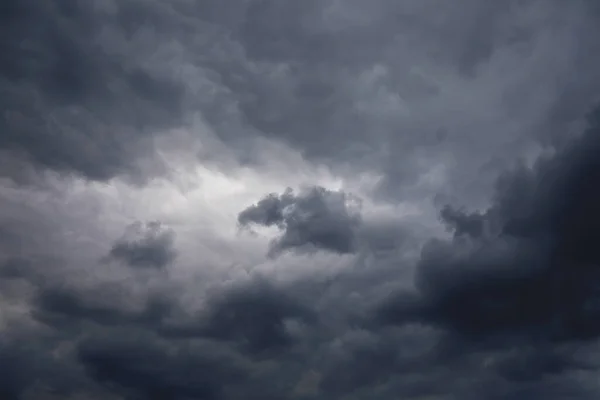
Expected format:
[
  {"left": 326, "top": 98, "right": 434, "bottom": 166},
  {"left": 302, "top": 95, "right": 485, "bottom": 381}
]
[
  {"left": 2, "top": 0, "right": 600, "bottom": 399},
  {"left": 6, "top": 117, "right": 600, "bottom": 398},
  {"left": 378, "top": 107, "right": 600, "bottom": 342}
]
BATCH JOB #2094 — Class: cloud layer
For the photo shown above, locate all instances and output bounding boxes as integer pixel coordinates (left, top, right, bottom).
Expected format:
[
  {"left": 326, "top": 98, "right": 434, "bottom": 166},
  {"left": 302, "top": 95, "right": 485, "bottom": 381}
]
[{"left": 2, "top": 0, "right": 600, "bottom": 399}]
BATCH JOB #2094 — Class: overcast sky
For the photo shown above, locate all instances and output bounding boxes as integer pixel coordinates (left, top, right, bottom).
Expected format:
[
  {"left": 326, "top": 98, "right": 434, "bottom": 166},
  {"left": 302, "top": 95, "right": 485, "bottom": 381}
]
[{"left": 2, "top": 1, "right": 600, "bottom": 399}]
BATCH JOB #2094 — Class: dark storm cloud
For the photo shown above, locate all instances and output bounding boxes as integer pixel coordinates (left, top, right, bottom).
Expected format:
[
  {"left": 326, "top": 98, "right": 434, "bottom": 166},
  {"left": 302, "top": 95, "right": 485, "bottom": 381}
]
[
  {"left": 377, "top": 105, "right": 600, "bottom": 343},
  {"left": 239, "top": 186, "right": 362, "bottom": 256},
  {"left": 0, "top": 0, "right": 185, "bottom": 182},
  {"left": 3, "top": 247, "right": 320, "bottom": 399},
  {"left": 5, "top": 268, "right": 307, "bottom": 398},
  {"left": 199, "top": 282, "right": 317, "bottom": 355},
  {"left": 2, "top": 0, "right": 599, "bottom": 198},
  {"left": 439, "top": 204, "right": 486, "bottom": 238},
  {"left": 106, "top": 221, "right": 176, "bottom": 269},
  {"left": 32, "top": 285, "right": 173, "bottom": 332},
  {"left": 0, "top": 337, "right": 86, "bottom": 400},
  {"left": 2, "top": 0, "right": 600, "bottom": 399},
  {"left": 77, "top": 333, "right": 247, "bottom": 400},
  {"left": 0, "top": 257, "right": 31, "bottom": 280},
  {"left": 215, "top": 0, "right": 600, "bottom": 204},
  {"left": 318, "top": 327, "right": 437, "bottom": 396}
]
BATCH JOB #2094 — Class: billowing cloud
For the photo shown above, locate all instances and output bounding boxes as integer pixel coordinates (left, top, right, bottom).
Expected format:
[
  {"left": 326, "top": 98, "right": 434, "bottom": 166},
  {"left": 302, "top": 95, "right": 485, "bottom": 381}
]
[
  {"left": 238, "top": 186, "right": 362, "bottom": 256},
  {"left": 2, "top": 0, "right": 600, "bottom": 399},
  {"left": 377, "top": 106, "right": 600, "bottom": 343},
  {"left": 0, "top": 0, "right": 186, "bottom": 183}
]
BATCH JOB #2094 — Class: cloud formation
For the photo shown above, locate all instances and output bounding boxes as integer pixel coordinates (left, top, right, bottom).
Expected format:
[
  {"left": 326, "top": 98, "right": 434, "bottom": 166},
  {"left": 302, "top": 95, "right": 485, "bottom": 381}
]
[
  {"left": 238, "top": 187, "right": 362, "bottom": 256},
  {"left": 378, "top": 108, "right": 600, "bottom": 343},
  {"left": 107, "top": 221, "right": 177, "bottom": 269},
  {"left": 1, "top": 0, "right": 600, "bottom": 399},
  {"left": 1, "top": 0, "right": 186, "bottom": 183}
]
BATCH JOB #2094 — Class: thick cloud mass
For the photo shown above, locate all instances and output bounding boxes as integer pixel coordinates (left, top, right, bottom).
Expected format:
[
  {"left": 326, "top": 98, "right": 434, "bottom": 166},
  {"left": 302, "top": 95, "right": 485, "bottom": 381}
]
[
  {"left": 378, "top": 110, "right": 600, "bottom": 341},
  {"left": 1, "top": 0, "right": 187, "bottom": 183},
  {"left": 2, "top": 0, "right": 600, "bottom": 399},
  {"left": 238, "top": 187, "right": 362, "bottom": 256}
]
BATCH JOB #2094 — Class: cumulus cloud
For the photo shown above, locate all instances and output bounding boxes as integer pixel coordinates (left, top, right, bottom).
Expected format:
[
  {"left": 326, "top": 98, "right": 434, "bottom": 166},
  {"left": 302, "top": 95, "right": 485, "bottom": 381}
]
[
  {"left": 238, "top": 186, "right": 362, "bottom": 256},
  {"left": 2, "top": 0, "right": 600, "bottom": 399}
]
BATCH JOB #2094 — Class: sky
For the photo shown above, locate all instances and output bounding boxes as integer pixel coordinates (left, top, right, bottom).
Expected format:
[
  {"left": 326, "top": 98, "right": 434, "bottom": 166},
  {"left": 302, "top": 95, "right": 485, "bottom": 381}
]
[{"left": 1, "top": 0, "right": 600, "bottom": 399}]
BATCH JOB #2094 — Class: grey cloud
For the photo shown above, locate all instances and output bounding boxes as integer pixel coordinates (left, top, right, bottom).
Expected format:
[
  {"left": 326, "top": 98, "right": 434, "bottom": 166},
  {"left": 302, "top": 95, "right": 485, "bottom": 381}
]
[
  {"left": 218, "top": 0, "right": 600, "bottom": 204},
  {"left": 439, "top": 204, "right": 486, "bottom": 238},
  {"left": 0, "top": 338, "right": 85, "bottom": 400},
  {"left": 3, "top": 262, "right": 291, "bottom": 398},
  {"left": 238, "top": 187, "right": 421, "bottom": 263},
  {"left": 199, "top": 282, "right": 318, "bottom": 355},
  {"left": 107, "top": 221, "right": 176, "bottom": 269},
  {"left": 377, "top": 105, "right": 600, "bottom": 343},
  {"left": 77, "top": 333, "right": 247, "bottom": 400},
  {"left": 318, "top": 327, "right": 439, "bottom": 396},
  {"left": 4, "top": 247, "right": 319, "bottom": 398},
  {"left": 0, "top": 0, "right": 185, "bottom": 183},
  {"left": 32, "top": 285, "right": 173, "bottom": 332},
  {"left": 2, "top": 210, "right": 600, "bottom": 400},
  {"left": 239, "top": 186, "right": 362, "bottom": 257},
  {"left": 2, "top": 0, "right": 600, "bottom": 399},
  {"left": 3, "top": 0, "right": 599, "bottom": 199},
  {"left": 0, "top": 257, "right": 32, "bottom": 280}
]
